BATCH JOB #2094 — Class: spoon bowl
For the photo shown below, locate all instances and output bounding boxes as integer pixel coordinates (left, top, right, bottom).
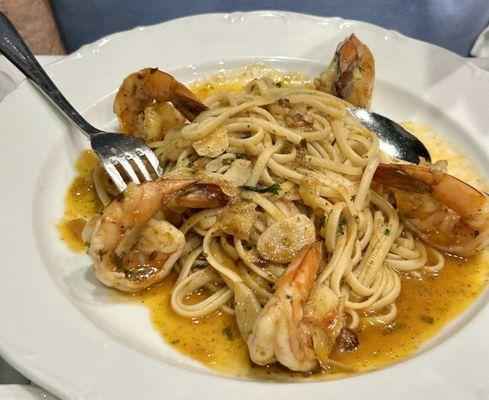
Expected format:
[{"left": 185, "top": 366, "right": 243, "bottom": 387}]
[{"left": 349, "top": 108, "right": 431, "bottom": 164}]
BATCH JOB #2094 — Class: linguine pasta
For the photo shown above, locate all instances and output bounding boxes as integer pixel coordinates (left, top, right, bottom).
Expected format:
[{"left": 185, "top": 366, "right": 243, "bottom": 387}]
[{"left": 92, "top": 76, "right": 444, "bottom": 339}]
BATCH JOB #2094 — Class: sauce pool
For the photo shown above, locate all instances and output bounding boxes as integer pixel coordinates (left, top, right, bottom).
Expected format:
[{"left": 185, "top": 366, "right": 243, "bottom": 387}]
[
  {"left": 57, "top": 150, "right": 101, "bottom": 252},
  {"left": 128, "top": 252, "right": 488, "bottom": 379}
]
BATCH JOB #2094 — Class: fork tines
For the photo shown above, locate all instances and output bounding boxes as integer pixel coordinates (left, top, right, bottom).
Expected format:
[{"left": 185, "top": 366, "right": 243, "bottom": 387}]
[
  {"left": 92, "top": 132, "right": 162, "bottom": 194},
  {"left": 106, "top": 151, "right": 162, "bottom": 192}
]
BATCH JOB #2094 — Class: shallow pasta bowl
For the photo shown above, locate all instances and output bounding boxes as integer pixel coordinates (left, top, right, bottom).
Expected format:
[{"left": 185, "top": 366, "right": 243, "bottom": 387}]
[{"left": 0, "top": 11, "right": 489, "bottom": 400}]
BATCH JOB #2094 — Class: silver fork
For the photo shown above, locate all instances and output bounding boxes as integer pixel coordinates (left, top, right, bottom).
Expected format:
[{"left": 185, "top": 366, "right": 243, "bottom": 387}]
[{"left": 0, "top": 12, "right": 161, "bottom": 193}]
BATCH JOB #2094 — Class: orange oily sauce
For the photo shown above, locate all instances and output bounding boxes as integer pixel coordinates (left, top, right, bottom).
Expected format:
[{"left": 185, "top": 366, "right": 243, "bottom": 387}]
[
  {"left": 333, "top": 254, "right": 487, "bottom": 373},
  {"left": 58, "top": 66, "right": 489, "bottom": 379},
  {"left": 190, "top": 63, "right": 314, "bottom": 100},
  {"left": 133, "top": 252, "right": 488, "bottom": 379},
  {"left": 57, "top": 150, "right": 101, "bottom": 252}
]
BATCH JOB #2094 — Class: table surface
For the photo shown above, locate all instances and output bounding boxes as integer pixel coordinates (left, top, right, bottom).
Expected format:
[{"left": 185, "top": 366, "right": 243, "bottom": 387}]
[{"left": 0, "top": 53, "right": 488, "bottom": 398}]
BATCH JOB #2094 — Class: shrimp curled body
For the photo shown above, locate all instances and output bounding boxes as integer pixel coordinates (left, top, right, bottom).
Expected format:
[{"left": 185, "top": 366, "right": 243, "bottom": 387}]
[
  {"left": 114, "top": 68, "right": 208, "bottom": 140},
  {"left": 247, "top": 242, "right": 343, "bottom": 371},
  {"left": 84, "top": 179, "right": 229, "bottom": 292},
  {"left": 374, "top": 163, "right": 489, "bottom": 257}
]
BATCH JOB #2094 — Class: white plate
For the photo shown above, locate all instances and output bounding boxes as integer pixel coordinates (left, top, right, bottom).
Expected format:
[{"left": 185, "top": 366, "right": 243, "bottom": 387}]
[
  {"left": 0, "top": 11, "right": 488, "bottom": 400},
  {"left": 0, "top": 385, "right": 58, "bottom": 400}
]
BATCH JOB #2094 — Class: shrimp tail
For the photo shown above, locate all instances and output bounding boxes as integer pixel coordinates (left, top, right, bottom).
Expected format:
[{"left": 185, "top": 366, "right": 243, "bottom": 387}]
[
  {"left": 142, "top": 68, "right": 208, "bottom": 121},
  {"left": 163, "top": 183, "right": 231, "bottom": 209},
  {"left": 373, "top": 163, "right": 488, "bottom": 219},
  {"left": 156, "top": 178, "right": 199, "bottom": 196},
  {"left": 372, "top": 163, "right": 434, "bottom": 193},
  {"left": 315, "top": 34, "right": 375, "bottom": 108},
  {"left": 169, "top": 87, "right": 208, "bottom": 121}
]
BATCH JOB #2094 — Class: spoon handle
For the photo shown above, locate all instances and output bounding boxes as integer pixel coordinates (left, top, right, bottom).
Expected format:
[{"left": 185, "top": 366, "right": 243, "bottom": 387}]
[{"left": 0, "top": 11, "right": 100, "bottom": 136}]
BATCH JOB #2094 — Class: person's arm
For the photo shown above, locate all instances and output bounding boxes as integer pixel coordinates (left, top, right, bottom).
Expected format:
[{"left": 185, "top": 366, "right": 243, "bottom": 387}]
[{"left": 0, "top": 0, "right": 65, "bottom": 54}]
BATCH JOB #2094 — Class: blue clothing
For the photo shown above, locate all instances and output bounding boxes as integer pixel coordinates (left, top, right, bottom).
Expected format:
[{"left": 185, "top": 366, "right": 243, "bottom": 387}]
[{"left": 50, "top": 0, "right": 489, "bottom": 56}]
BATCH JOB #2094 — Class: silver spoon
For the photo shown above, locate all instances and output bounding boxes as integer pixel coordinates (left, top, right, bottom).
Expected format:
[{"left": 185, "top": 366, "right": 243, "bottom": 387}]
[{"left": 349, "top": 108, "right": 431, "bottom": 164}]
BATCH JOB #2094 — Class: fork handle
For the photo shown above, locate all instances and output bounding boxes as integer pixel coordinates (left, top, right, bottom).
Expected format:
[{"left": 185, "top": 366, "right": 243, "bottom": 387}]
[{"left": 0, "top": 12, "right": 101, "bottom": 137}]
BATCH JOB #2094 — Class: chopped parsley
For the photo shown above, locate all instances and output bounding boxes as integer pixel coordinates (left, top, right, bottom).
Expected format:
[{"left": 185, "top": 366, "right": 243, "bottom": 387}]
[
  {"left": 222, "top": 325, "right": 234, "bottom": 340},
  {"left": 194, "top": 262, "right": 209, "bottom": 269},
  {"left": 221, "top": 158, "right": 233, "bottom": 166},
  {"left": 420, "top": 315, "right": 434, "bottom": 324},
  {"left": 235, "top": 153, "right": 246, "bottom": 159},
  {"left": 241, "top": 183, "right": 281, "bottom": 195},
  {"left": 337, "top": 216, "right": 347, "bottom": 234},
  {"left": 384, "top": 228, "right": 391, "bottom": 236},
  {"left": 319, "top": 215, "right": 327, "bottom": 228},
  {"left": 275, "top": 81, "right": 283, "bottom": 87},
  {"left": 300, "top": 138, "right": 307, "bottom": 149}
]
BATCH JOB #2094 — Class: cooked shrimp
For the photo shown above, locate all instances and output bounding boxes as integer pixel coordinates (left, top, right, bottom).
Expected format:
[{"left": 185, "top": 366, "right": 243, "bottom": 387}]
[
  {"left": 373, "top": 163, "right": 489, "bottom": 256},
  {"left": 315, "top": 34, "right": 375, "bottom": 108},
  {"left": 85, "top": 179, "right": 230, "bottom": 292},
  {"left": 247, "top": 242, "right": 343, "bottom": 371},
  {"left": 114, "top": 68, "right": 208, "bottom": 139}
]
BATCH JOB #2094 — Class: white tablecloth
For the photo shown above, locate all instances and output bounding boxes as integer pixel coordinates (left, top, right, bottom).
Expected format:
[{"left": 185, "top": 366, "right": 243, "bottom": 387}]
[{"left": 0, "top": 52, "right": 488, "bottom": 398}]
